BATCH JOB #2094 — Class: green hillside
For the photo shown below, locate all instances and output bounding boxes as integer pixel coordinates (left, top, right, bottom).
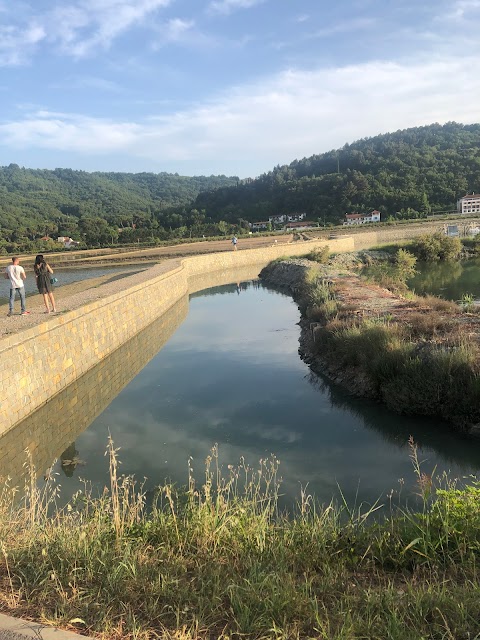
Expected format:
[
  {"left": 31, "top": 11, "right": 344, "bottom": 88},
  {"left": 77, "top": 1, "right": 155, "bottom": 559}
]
[
  {"left": 193, "top": 122, "right": 480, "bottom": 224},
  {"left": 1, "top": 122, "right": 480, "bottom": 253},
  {"left": 0, "top": 166, "right": 237, "bottom": 252}
]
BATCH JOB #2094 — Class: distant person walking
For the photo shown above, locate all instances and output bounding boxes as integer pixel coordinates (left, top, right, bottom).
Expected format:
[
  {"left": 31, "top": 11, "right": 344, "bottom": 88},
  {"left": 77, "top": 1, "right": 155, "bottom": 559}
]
[
  {"left": 34, "top": 254, "right": 57, "bottom": 313},
  {"left": 231, "top": 235, "right": 238, "bottom": 251},
  {"left": 4, "top": 256, "right": 30, "bottom": 316}
]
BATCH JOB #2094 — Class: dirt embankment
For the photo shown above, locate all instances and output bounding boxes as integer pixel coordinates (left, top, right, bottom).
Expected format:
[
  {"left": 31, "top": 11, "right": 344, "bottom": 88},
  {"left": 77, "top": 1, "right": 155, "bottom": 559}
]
[{"left": 261, "top": 258, "right": 480, "bottom": 433}]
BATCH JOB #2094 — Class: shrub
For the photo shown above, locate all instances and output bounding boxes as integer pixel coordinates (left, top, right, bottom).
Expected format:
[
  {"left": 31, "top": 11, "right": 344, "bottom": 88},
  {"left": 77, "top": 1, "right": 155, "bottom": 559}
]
[
  {"left": 395, "top": 248, "right": 417, "bottom": 279},
  {"left": 413, "top": 233, "right": 462, "bottom": 262},
  {"left": 406, "top": 311, "right": 453, "bottom": 339},
  {"left": 306, "top": 245, "right": 330, "bottom": 264},
  {"left": 362, "top": 249, "right": 416, "bottom": 294}
]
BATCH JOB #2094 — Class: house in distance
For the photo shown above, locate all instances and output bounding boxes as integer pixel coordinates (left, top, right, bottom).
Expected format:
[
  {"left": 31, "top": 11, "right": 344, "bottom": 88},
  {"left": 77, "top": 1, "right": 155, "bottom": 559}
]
[
  {"left": 457, "top": 194, "right": 480, "bottom": 214},
  {"left": 343, "top": 210, "right": 381, "bottom": 226}
]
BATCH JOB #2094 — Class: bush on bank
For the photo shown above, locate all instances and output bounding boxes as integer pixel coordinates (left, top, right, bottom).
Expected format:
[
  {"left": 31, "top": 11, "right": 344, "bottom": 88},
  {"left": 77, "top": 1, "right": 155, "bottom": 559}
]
[
  {"left": 2, "top": 440, "right": 480, "bottom": 639},
  {"left": 411, "top": 233, "right": 462, "bottom": 263}
]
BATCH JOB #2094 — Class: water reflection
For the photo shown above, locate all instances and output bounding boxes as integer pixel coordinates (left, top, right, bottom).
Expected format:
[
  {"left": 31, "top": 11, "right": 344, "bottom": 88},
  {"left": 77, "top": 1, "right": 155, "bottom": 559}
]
[
  {"left": 60, "top": 443, "right": 81, "bottom": 478},
  {"left": 307, "top": 372, "right": 480, "bottom": 469},
  {"left": 408, "top": 258, "right": 480, "bottom": 300},
  {"left": 0, "top": 295, "right": 188, "bottom": 486},
  {"left": 49, "top": 283, "right": 480, "bottom": 506}
]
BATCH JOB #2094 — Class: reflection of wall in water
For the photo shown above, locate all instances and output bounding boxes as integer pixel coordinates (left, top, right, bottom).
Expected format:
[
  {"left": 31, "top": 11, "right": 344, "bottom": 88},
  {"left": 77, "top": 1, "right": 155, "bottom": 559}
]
[
  {"left": 0, "top": 295, "right": 188, "bottom": 486},
  {"left": 187, "top": 265, "right": 262, "bottom": 296},
  {"left": 1, "top": 237, "right": 355, "bottom": 435}
]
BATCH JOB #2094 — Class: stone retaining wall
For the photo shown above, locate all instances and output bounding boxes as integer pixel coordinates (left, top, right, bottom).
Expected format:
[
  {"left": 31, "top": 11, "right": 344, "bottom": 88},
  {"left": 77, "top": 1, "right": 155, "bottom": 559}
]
[{"left": 0, "top": 236, "right": 354, "bottom": 438}]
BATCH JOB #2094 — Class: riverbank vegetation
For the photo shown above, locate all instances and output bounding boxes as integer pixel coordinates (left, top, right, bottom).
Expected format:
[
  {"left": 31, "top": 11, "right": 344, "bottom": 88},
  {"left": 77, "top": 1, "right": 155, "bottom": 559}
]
[
  {"left": 412, "top": 233, "right": 463, "bottom": 263},
  {"left": 261, "top": 253, "right": 480, "bottom": 429},
  {"left": 1, "top": 440, "right": 480, "bottom": 639}
]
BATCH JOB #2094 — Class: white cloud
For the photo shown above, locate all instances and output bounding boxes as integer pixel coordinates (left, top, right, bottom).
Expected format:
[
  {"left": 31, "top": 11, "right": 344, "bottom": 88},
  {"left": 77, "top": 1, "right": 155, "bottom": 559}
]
[
  {"left": 48, "top": 0, "right": 173, "bottom": 57},
  {"left": 48, "top": 76, "right": 123, "bottom": 92},
  {"left": 0, "top": 0, "right": 172, "bottom": 63},
  {"left": 447, "top": 0, "right": 480, "bottom": 19},
  {"left": 150, "top": 18, "right": 215, "bottom": 49},
  {"left": 164, "top": 17, "right": 194, "bottom": 40},
  {"left": 0, "top": 111, "right": 142, "bottom": 151},
  {"left": 208, "top": 0, "right": 265, "bottom": 15},
  {"left": 310, "top": 17, "right": 376, "bottom": 38},
  {"left": 1, "top": 54, "right": 480, "bottom": 175},
  {"left": 0, "top": 23, "right": 45, "bottom": 66}
]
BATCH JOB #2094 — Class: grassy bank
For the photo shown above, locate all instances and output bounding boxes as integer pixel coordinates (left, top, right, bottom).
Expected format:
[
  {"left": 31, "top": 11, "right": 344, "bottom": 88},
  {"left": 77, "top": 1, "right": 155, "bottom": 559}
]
[
  {"left": 261, "top": 251, "right": 480, "bottom": 430},
  {"left": 1, "top": 440, "right": 480, "bottom": 639}
]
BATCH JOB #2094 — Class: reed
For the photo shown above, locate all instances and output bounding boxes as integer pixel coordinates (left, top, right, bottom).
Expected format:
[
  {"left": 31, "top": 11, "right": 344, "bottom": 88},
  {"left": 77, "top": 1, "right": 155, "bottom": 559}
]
[{"left": 1, "top": 443, "right": 480, "bottom": 639}]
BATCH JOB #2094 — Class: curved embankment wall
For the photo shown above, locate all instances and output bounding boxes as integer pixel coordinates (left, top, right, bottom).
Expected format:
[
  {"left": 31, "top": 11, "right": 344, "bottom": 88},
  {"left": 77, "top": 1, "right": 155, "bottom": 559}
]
[{"left": 0, "top": 236, "right": 354, "bottom": 440}]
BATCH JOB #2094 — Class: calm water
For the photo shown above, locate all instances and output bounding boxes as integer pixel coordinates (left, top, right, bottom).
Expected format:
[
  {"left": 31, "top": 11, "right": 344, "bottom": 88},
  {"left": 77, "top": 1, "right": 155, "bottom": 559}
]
[
  {"left": 0, "top": 265, "right": 143, "bottom": 299},
  {"left": 409, "top": 257, "right": 480, "bottom": 301},
  {"left": 26, "top": 277, "right": 479, "bottom": 509}
]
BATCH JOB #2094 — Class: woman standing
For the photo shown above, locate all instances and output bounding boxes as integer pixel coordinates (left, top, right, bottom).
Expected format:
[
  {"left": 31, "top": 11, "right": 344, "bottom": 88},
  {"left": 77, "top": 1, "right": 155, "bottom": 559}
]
[{"left": 34, "top": 254, "right": 57, "bottom": 313}]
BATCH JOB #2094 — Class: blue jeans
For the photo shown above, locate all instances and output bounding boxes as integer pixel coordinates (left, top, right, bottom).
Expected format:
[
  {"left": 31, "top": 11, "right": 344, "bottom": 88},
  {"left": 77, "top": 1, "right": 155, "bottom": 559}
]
[{"left": 9, "top": 287, "right": 26, "bottom": 313}]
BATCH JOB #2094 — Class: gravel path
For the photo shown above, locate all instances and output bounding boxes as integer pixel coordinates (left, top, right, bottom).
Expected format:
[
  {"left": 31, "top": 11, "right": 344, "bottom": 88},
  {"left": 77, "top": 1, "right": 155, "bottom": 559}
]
[{"left": 0, "top": 261, "right": 177, "bottom": 340}]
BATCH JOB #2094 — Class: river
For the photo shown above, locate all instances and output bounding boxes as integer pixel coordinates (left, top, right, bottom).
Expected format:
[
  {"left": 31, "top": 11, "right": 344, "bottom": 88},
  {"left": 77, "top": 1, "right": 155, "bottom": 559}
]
[
  {"left": 408, "top": 257, "right": 480, "bottom": 301},
  {"left": 4, "top": 265, "right": 480, "bottom": 511}
]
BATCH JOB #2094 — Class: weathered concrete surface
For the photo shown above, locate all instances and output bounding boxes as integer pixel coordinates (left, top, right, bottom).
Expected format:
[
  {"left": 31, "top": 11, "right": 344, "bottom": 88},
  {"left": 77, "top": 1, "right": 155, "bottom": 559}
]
[{"left": 0, "top": 613, "right": 94, "bottom": 640}]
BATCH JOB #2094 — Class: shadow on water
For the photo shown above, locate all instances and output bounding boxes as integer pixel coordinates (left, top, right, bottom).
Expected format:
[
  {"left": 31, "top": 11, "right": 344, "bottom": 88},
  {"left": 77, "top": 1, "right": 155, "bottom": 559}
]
[{"left": 307, "top": 372, "right": 480, "bottom": 470}]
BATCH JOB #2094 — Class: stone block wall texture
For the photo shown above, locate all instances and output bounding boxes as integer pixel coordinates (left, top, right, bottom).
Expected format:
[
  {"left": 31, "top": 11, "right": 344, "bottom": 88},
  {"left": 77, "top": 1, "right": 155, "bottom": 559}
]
[{"left": 0, "top": 236, "right": 354, "bottom": 438}]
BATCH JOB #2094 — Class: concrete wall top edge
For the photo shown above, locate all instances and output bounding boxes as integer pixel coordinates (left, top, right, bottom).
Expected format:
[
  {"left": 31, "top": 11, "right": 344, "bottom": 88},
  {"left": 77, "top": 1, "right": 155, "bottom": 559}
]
[{"left": 0, "top": 237, "right": 353, "bottom": 354}]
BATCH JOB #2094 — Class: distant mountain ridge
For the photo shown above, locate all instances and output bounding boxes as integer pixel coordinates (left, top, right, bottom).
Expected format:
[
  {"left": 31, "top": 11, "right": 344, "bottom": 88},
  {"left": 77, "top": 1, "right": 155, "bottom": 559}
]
[
  {"left": 192, "top": 122, "right": 480, "bottom": 224},
  {"left": 0, "top": 165, "right": 238, "bottom": 245}
]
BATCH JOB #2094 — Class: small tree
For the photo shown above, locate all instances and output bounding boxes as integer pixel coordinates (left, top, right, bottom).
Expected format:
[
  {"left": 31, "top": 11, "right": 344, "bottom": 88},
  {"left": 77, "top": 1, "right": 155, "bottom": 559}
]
[{"left": 395, "top": 248, "right": 417, "bottom": 280}]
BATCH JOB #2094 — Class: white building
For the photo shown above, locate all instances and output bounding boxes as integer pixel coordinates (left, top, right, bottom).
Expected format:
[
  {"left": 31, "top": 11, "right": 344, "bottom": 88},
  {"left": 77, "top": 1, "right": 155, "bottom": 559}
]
[
  {"left": 268, "top": 213, "right": 307, "bottom": 224},
  {"left": 457, "top": 194, "right": 480, "bottom": 214},
  {"left": 268, "top": 214, "right": 287, "bottom": 224},
  {"left": 287, "top": 213, "right": 307, "bottom": 222},
  {"left": 343, "top": 210, "right": 381, "bottom": 226},
  {"left": 57, "top": 236, "right": 80, "bottom": 248},
  {"left": 249, "top": 221, "right": 269, "bottom": 231}
]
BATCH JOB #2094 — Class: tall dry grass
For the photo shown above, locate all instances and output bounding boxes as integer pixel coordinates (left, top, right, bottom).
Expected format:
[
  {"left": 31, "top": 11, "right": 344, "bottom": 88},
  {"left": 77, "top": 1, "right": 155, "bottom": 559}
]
[{"left": 1, "top": 441, "right": 480, "bottom": 639}]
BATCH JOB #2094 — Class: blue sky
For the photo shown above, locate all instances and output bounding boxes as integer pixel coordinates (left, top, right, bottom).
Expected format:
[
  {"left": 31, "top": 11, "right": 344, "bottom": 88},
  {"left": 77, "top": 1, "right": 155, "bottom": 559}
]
[{"left": 0, "top": 0, "right": 479, "bottom": 177}]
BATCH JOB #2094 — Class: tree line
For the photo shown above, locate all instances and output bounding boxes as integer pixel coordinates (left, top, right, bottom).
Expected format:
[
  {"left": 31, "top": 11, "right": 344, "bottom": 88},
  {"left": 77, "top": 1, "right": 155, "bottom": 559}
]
[
  {"left": 192, "top": 122, "right": 480, "bottom": 225},
  {"left": 1, "top": 122, "right": 479, "bottom": 252},
  {"left": 0, "top": 166, "right": 238, "bottom": 253}
]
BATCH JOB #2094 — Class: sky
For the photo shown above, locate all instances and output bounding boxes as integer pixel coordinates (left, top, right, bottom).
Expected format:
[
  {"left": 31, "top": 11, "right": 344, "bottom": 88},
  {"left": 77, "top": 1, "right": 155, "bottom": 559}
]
[{"left": 0, "top": 0, "right": 480, "bottom": 178}]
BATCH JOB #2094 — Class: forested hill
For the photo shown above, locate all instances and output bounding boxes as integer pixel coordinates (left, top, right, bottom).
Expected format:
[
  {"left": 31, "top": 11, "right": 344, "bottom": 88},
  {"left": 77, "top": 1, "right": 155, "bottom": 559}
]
[
  {"left": 193, "top": 122, "right": 480, "bottom": 224},
  {"left": 2, "top": 122, "right": 480, "bottom": 253},
  {"left": 0, "top": 166, "right": 237, "bottom": 251}
]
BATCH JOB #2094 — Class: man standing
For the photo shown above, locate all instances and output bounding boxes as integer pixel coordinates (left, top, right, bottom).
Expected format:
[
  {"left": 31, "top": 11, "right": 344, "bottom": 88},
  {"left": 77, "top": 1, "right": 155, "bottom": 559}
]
[
  {"left": 5, "top": 257, "right": 30, "bottom": 316},
  {"left": 231, "top": 235, "right": 238, "bottom": 251}
]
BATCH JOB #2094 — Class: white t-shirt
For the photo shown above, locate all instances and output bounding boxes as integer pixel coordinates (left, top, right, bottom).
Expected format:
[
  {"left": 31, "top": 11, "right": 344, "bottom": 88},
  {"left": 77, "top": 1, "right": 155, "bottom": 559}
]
[{"left": 6, "top": 264, "right": 26, "bottom": 288}]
